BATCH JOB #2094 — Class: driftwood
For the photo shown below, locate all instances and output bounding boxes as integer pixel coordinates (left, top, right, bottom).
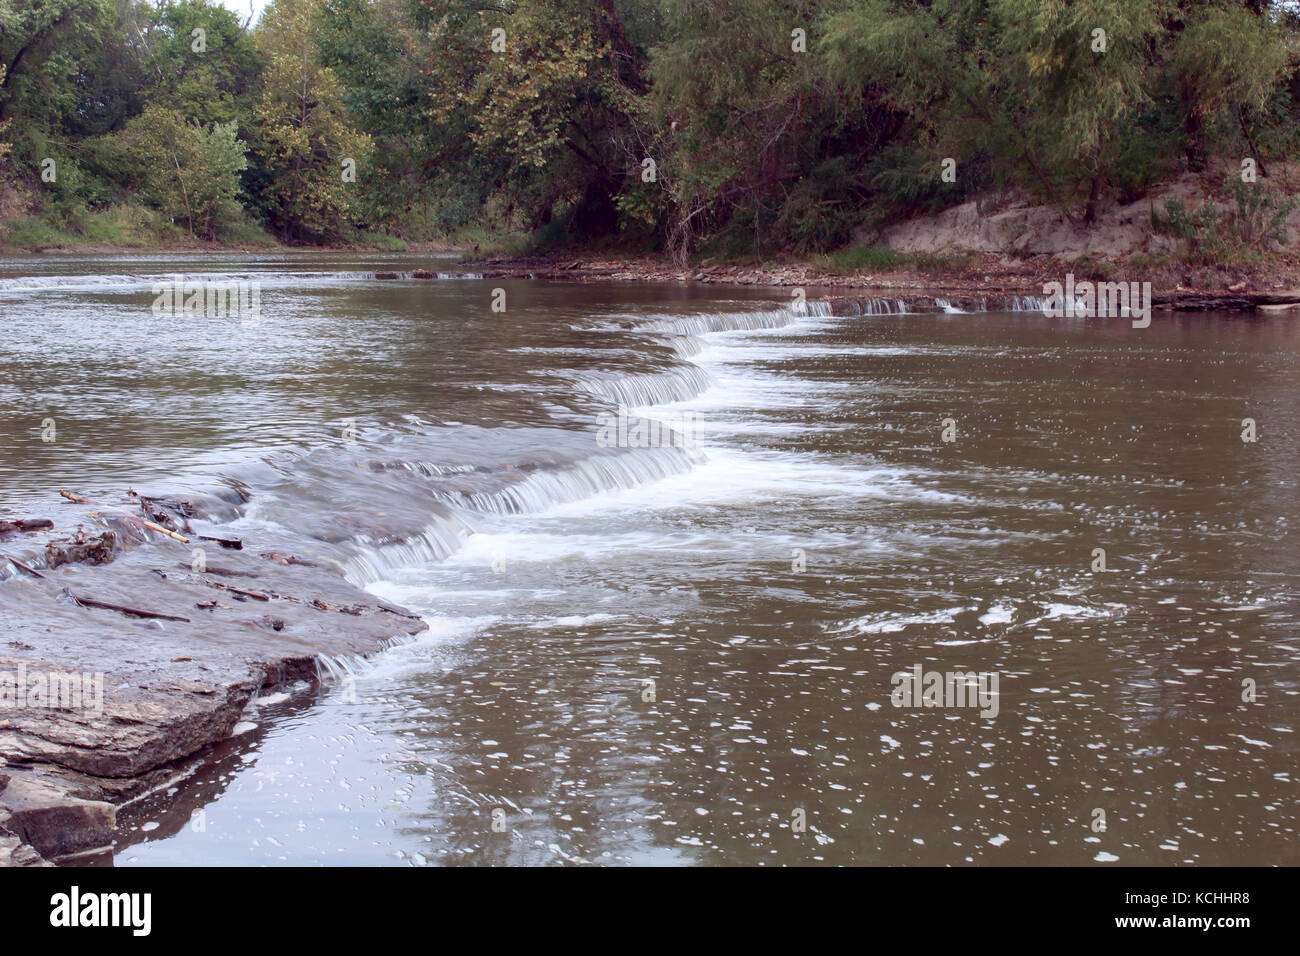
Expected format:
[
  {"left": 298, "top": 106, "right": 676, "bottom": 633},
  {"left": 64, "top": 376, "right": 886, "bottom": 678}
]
[
  {"left": 60, "top": 490, "right": 190, "bottom": 543},
  {"left": 175, "top": 562, "right": 259, "bottom": 579},
  {"left": 63, "top": 589, "right": 191, "bottom": 623},
  {"left": 46, "top": 531, "right": 117, "bottom": 568},
  {"left": 1151, "top": 289, "right": 1300, "bottom": 312},
  {"left": 377, "top": 602, "right": 424, "bottom": 620},
  {"left": 201, "top": 579, "right": 270, "bottom": 602},
  {"left": 7, "top": 557, "right": 46, "bottom": 579},
  {"left": 0, "top": 518, "right": 54, "bottom": 538},
  {"left": 130, "top": 491, "right": 196, "bottom": 518}
]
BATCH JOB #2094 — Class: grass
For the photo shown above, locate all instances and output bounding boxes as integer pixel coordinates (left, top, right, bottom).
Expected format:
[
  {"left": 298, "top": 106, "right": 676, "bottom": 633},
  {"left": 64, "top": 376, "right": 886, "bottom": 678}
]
[
  {"left": 446, "top": 225, "right": 535, "bottom": 258},
  {"left": 357, "top": 230, "right": 409, "bottom": 251},
  {"left": 812, "top": 244, "right": 980, "bottom": 275},
  {"left": 1069, "top": 255, "right": 1119, "bottom": 281},
  {"left": 911, "top": 249, "right": 980, "bottom": 273},
  {"left": 2, "top": 206, "right": 170, "bottom": 250},
  {"left": 2, "top": 216, "right": 68, "bottom": 250},
  {"left": 1, "top": 203, "right": 287, "bottom": 251},
  {"left": 825, "top": 244, "right": 908, "bottom": 272},
  {"left": 1149, "top": 178, "right": 1298, "bottom": 268},
  {"left": 219, "top": 219, "right": 279, "bottom": 247}
]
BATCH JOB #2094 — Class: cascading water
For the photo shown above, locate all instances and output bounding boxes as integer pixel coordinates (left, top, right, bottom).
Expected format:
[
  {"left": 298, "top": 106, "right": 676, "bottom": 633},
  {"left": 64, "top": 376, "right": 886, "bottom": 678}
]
[{"left": 87, "top": 297, "right": 821, "bottom": 594}]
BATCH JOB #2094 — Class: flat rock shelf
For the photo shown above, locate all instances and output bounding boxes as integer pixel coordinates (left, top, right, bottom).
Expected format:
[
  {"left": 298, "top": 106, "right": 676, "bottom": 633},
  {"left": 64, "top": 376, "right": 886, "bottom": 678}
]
[{"left": 0, "top": 492, "right": 426, "bottom": 866}]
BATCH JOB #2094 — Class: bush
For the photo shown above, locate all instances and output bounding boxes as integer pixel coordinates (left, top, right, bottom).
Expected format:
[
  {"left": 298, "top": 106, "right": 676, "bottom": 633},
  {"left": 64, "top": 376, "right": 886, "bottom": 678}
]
[{"left": 1157, "top": 176, "right": 1298, "bottom": 265}]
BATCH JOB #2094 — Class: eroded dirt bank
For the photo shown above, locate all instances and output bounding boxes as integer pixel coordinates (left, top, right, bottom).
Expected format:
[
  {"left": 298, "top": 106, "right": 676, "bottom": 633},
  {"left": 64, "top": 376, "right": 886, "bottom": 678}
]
[{"left": 0, "top": 491, "right": 426, "bottom": 866}]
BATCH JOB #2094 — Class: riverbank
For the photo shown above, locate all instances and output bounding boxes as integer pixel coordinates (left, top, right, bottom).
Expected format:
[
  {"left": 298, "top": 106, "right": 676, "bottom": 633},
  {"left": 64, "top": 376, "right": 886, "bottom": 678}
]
[
  {"left": 461, "top": 166, "right": 1300, "bottom": 308},
  {"left": 461, "top": 250, "right": 1300, "bottom": 313},
  {"left": 8, "top": 244, "right": 1299, "bottom": 312},
  {"left": 0, "top": 233, "right": 471, "bottom": 257},
  {"left": 0, "top": 201, "right": 475, "bottom": 256}
]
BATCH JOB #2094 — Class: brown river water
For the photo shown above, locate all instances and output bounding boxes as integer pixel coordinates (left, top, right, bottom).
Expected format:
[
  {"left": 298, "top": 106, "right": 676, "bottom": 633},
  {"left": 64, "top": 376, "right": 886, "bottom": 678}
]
[{"left": 0, "top": 253, "right": 1296, "bottom": 866}]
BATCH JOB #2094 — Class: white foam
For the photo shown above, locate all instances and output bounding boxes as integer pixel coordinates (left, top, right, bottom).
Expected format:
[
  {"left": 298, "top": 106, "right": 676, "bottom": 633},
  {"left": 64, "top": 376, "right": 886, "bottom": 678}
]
[
  {"left": 979, "top": 604, "right": 1015, "bottom": 626},
  {"left": 838, "top": 606, "right": 975, "bottom": 635}
]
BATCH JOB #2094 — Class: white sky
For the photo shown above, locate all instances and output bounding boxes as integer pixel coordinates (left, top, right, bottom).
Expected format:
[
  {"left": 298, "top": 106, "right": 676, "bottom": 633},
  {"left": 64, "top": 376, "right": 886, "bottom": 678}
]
[{"left": 215, "top": 0, "right": 269, "bottom": 27}]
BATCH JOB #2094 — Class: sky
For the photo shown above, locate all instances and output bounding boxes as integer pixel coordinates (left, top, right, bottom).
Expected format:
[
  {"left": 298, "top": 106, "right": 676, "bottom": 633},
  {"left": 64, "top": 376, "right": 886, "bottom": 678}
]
[{"left": 215, "top": 0, "right": 269, "bottom": 26}]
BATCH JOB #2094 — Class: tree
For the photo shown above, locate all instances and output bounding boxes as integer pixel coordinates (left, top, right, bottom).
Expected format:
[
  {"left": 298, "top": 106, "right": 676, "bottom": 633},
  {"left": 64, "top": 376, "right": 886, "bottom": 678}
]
[
  {"left": 1164, "top": 0, "right": 1291, "bottom": 174},
  {"left": 992, "top": 0, "right": 1160, "bottom": 222},
  {"left": 0, "top": 65, "right": 9, "bottom": 163},
  {"left": 822, "top": 0, "right": 1160, "bottom": 223},
  {"left": 254, "top": 0, "right": 372, "bottom": 241},
  {"left": 137, "top": 0, "right": 264, "bottom": 126},
  {"left": 0, "top": 0, "right": 113, "bottom": 124},
  {"left": 407, "top": 0, "right": 650, "bottom": 241},
  {"left": 111, "top": 103, "right": 248, "bottom": 237},
  {"left": 650, "top": 0, "right": 840, "bottom": 261}
]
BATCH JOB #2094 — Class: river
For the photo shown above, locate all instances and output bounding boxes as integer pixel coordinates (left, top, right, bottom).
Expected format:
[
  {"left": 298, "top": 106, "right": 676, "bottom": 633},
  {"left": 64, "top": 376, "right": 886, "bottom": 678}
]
[{"left": 1, "top": 253, "right": 1296, "bottom": 866}]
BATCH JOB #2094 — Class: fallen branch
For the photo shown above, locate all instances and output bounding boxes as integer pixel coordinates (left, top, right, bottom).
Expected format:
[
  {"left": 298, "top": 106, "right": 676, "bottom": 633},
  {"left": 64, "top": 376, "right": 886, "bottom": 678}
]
[
  {"left": 0, "top": 518, "right": 54, "bottom": 537},
  {"left": 63, "top": 589, "right": 191, "bottom": 622},
  {"left": 7, "top": 557, "right": 45, "bottom": 579},
  {"left": 377, "top": 602, "right": 424, "bottom": 620},
  {"left": 175, "top": 563, "right": 259, "bottom": 579},
  {"left": 260, "top": 552, "right": 318, "bottom": 567},
  {"left": 202, "top": 580, "right": 270, "bottom": 602}
]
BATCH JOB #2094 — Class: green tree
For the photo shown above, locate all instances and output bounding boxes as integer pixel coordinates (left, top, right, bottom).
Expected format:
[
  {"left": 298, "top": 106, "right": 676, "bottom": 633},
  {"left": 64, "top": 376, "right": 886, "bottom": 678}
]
[
  {"left": 649, "top": 0, "right": 839, "bottom": 261},
  {"left": 255, "top": 0, "right": 372, "bottom": 241},
  {"left": 0, "top": 0, "right": 109, "bottom": 120},
  {"left": 822, "top": 0, "right": 1160, "bottom": 222},
  {"left": 1164, "top": 0, "right": 1291, "bottom": 173},
  {"left": 410, "top": 0, "right": 650, "bottom": 240},
  {"left": 138, "top": 0, "right": 263, "bottom": 126},
  {"left": 111, "top": 103, "right": 248, "bottom": 237}
]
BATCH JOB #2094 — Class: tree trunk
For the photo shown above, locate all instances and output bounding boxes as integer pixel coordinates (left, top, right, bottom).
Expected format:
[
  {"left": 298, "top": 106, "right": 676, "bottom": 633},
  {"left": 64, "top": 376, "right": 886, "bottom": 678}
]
[
  {"left": 1236, "top": 106, "right": 1268, "bottom": 178},
  {"left": 1183, "top": 86, "right": 1205, "bottom": 172}
]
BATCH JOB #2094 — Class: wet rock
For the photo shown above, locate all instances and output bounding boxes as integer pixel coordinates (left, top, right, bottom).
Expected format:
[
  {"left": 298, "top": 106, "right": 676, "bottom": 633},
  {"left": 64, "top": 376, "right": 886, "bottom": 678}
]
[
  {"left": 0, "top": 482, "right": 429, "bottom": 864},
  {"left": 45, "top": 530, "right": 118, "bottom": 569},
  {"left": 0, "top": 829, "right": 49, "bottom": 866},
  {"left": 0, "top": 771, "right": 115, "bottom": 862},
  {"left": 0, "top": 519, "right": 54, "bottom": 538}
]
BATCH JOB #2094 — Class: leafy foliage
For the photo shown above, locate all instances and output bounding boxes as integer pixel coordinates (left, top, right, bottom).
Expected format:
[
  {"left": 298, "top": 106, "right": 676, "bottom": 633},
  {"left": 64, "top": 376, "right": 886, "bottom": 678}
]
[{"left": 1, "top": 0, "right": 1298, "bottom": 255}]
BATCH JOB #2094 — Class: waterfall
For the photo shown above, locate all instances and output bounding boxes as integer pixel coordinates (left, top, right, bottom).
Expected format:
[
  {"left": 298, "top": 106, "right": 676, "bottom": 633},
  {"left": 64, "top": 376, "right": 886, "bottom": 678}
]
[{"left": 828, "top": 294, "right": 1049, "bottom": 316}]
